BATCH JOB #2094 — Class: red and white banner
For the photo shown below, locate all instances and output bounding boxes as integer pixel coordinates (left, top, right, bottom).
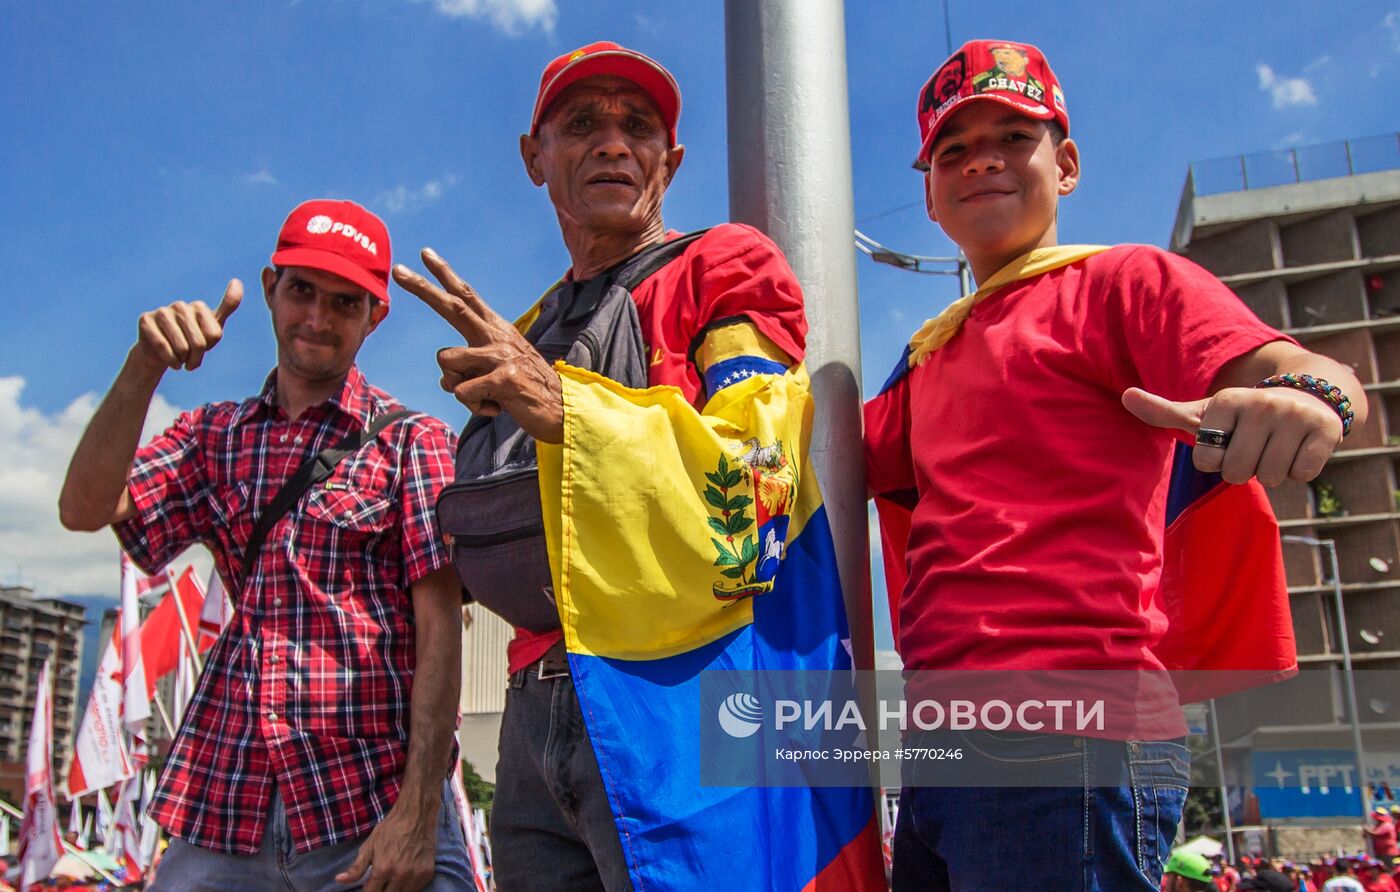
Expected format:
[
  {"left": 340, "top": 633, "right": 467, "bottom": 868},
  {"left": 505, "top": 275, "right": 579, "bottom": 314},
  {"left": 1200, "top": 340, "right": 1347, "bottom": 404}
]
[
  {"left": 69, "top": 561, "right": 214, "bottom": 797},
  {"left": 78, "top": 809, "right": 92, "bottom": 850},
  {"left": 19, "top": 660, "right": 63, "bottom": 886},
  {"left": 67, "top": 799, "right": 82, "bottom": 838},
  {"left": 174, "top": 636, "right": 198, "bottom": 726},
  {"left": 66, "top": 626, "right": 132, "bottom": 799},
  {"left": 96, "top": 788, "right": 113, "bottom": 848},
  {"left": 199, "top": 566, "right": 233, "bottom": 644},
  {"left": 112, "top": 772, "right": 146, "bottom": 882},
  {"left": 138, "top": 770, "right": 160, "bottom": 871},
  {"left": 119, "top": 557, "right": 151, "bottom": 738},
  {"left": 133, "top": 568, "right": 171, "bottom": 600},
  {"left": 139, "top": 564, "right": 211, "bottom": 691}
]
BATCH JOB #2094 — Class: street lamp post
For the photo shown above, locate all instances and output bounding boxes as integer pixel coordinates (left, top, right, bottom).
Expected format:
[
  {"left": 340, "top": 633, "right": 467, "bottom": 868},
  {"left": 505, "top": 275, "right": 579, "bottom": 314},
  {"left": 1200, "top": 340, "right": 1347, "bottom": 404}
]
[
  {"left": 1282, "top": 534, "right": 1371, "bottom": 819},
  {"left": 1208, "top": 698, "right": 1237, "bottom": 863}
]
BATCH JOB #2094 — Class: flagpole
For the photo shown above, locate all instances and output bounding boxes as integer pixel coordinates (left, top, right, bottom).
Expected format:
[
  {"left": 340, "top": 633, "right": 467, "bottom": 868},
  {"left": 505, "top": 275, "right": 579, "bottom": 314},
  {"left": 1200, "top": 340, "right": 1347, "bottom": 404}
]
[
  {"left": 151, "top": 692, "right": 177, "bottom": 739},
  {"left": 61, "top": 839, "right": 123, "bottom": 886}
]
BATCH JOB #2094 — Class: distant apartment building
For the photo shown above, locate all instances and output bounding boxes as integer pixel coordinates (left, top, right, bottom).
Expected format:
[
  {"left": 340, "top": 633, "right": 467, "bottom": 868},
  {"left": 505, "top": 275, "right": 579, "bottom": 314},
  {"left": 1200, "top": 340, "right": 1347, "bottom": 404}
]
[
  {"left": 0, "top": 585, "right": 86, "bottom": 802},
  {"left": 1171, "top": 133, "right": 1400, "bottom": 850}
]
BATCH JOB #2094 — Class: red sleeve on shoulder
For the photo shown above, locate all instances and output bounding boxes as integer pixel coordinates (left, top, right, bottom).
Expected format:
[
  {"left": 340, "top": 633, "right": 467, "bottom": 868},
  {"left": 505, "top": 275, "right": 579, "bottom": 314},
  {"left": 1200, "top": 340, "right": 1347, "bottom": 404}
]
[
  {"left": 686, "top": 224, "right": 808, "bottom": 365},
  {"left": 863, "top": 373, "right": 916, "bottom": 500},
  {"left": 1098, "top": 245, "right": 1293, "bottom": 402}
]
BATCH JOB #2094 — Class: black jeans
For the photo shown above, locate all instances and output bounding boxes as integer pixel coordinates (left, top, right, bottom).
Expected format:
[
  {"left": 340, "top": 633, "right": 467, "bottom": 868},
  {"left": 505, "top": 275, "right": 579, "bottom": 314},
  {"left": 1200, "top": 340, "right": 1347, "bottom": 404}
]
[{"left": 489, "top": 660, "right": 633, "bottom": 892}]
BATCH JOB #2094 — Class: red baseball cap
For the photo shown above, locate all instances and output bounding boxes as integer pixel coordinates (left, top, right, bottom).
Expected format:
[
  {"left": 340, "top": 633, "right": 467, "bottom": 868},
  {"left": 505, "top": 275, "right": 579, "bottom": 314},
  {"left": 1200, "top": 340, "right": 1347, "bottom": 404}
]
[
  {"left": 913, "top": 39, "right": 1069, "bottom": 171},
  {"left": 529, "top": 41, "right": 681, "bottom": 145},
  {"left": 270, "top": 199, "right": 392, "bottom": 304}
]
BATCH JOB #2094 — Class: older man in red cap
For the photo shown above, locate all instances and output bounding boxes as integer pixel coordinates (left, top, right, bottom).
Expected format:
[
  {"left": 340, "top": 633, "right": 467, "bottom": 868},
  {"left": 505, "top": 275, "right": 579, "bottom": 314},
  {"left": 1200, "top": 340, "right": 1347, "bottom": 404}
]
[
  {"left": 396, "top": 40, "right": 884, "bottom": 892},
  {"left": 59, "top": 200, "right": 470, "bottom": 891}
]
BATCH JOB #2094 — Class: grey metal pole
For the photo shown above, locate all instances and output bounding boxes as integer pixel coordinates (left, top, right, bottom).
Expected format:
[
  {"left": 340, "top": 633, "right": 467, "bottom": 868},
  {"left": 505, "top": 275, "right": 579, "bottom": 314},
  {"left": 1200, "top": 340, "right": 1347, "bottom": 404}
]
[
  {"left": 1325, "top": 539, "right": 1372, "bottom": 818},
  {"left": 724, "top": 0, "right": 872, "bottom": 670},
  {"left": 1208, "top": 699, "right": 1237, "bottom": 864},
  {"left": 1283, "top": 534, "right": 1371, "bottom": 818}
]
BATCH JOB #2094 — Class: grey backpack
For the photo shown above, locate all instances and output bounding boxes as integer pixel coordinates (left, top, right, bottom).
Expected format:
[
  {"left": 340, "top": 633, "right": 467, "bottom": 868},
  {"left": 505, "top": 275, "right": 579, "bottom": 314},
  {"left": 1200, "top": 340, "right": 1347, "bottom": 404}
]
[{"left": 436, "top": 231, "right": 707, "bottom": 631}]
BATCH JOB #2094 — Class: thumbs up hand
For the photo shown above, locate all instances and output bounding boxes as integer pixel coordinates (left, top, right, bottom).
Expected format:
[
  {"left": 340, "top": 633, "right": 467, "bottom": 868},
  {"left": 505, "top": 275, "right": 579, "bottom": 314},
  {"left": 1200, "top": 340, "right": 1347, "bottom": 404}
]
[
  {"left": 133, "top": 278, "right": 244, "bottom": 373},
  {"left": 1121, "top": 385, "right": 1342, "bottom": 486}
]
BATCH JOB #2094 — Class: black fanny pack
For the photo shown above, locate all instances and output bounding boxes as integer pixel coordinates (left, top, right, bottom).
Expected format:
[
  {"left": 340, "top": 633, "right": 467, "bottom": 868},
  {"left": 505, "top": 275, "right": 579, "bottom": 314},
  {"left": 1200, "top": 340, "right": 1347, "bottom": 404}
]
[{"left": 435, "top": 231, "right": 707, "bottom": 631}]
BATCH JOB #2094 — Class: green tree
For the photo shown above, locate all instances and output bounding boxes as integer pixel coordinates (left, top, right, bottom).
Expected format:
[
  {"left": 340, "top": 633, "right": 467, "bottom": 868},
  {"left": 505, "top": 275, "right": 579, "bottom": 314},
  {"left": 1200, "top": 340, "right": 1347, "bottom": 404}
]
[{"left": 461, "top": 759, "right": 494, "bottom": 813}]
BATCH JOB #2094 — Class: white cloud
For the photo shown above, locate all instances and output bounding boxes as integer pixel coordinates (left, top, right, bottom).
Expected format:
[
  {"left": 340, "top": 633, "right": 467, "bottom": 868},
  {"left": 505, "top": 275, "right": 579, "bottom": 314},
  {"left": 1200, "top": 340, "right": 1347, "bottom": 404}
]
[
  {"left": 1385, "top": 12, "right": 1400, "bottom": 52},
  {"left": 1256, "top": 63, "right": 1318, "bottom": 109},
  {"left": 875, "top": 649, "right": 903, "bottom": 671},
  {"left": 421, "top": 0, "right": 555, "bottom": 35},
  {"left": 379, "top": 174, "right": 460, "bottom": 214},
  {"left": 0, "top": 377, "right": 207, "bottom": 598},
  {"left": 243, "top": 170, "right": 280, "bottom": 187},
  {"left": 1274, "top": 131, "right": 1310, "bottom": 150}
]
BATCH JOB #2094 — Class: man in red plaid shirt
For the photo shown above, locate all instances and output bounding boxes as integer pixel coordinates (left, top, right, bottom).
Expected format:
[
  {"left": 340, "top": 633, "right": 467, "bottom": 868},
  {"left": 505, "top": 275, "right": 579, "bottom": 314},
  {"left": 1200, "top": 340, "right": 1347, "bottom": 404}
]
[{"left": 59, "top": 200, "right": 471, "bottom": 891}]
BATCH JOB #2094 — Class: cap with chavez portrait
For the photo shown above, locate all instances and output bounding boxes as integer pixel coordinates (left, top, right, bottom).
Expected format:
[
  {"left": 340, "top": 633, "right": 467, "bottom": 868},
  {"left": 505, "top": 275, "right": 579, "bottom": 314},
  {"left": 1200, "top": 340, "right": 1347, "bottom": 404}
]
[{"left": 914, "top": 38, "right": 1070, "bottom": 170}]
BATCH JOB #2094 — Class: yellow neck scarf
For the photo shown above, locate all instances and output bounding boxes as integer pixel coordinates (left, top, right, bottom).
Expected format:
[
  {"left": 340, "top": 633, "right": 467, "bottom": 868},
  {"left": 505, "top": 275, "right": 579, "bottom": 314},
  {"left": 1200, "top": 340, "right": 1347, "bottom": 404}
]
[{"left": 907, "top": 244, "right": 1110, "bottom": 366}]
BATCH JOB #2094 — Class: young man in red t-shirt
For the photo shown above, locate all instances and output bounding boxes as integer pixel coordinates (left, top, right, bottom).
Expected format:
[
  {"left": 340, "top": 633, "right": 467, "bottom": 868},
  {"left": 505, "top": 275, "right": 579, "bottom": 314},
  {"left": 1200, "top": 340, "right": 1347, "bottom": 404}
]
[{"left": 866, "top": 39, "right": 1368, "bottom": 890}]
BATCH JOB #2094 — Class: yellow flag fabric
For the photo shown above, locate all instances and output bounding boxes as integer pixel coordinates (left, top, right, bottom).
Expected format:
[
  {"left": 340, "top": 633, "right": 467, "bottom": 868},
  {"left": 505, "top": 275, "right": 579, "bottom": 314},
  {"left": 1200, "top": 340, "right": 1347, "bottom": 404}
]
[
  {"left": 907, "top": 244, "right": 1110, "bottom": 365},
  {"left": 536, "top": 362, "right": 819, "bottom": 662}
]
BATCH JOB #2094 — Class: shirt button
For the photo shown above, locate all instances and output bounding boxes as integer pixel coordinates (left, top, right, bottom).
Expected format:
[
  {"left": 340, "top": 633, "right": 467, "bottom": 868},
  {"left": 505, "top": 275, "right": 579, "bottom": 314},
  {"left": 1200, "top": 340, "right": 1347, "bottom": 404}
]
[
  {"left": 267, "top": 711, "right": 278, "bottom": 722},
  {"left": 342, "top": 511, "right": 354, "bottom": 521},
  {"left": 269, "top": 654, "right": 280, "bottom": 664},
  {"left": 273, "top": 597, "right": 283, "bottom": 607},
  {"left": 294, "top": 435, "right": 303, "bottom": 445},
  {"left": 280, "top": 434, "right": 288, "bottom": 443}
]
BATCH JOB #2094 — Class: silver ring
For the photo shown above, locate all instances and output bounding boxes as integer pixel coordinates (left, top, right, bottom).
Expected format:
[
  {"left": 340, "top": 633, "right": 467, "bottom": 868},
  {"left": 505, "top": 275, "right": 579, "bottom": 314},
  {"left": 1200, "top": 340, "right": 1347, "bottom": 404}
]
[{"left": 1196, "top": 428, "right": 1232, "bottom": 448}]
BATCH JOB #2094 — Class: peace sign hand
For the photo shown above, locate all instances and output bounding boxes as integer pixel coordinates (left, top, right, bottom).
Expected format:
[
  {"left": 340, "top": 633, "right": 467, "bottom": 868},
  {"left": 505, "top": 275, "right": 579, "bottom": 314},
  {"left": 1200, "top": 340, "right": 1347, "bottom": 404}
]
[{"left": 393, "top": 248, "right": 564, "bottom": 444}]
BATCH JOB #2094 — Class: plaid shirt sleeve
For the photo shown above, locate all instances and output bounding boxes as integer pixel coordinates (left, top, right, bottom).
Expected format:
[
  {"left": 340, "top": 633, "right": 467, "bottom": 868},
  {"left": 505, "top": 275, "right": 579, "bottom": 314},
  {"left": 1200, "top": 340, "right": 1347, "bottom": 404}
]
[
  {"left": 113, "top": 406, "right": 212, "bottom": 575},
  {"left": 395, "top": 417, "right": 457, "bottom": 589}
]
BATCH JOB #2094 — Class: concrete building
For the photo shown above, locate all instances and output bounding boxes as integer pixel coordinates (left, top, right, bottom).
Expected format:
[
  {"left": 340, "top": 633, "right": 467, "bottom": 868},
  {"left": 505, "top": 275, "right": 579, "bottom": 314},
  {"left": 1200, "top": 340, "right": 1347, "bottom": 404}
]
[
  {"left": 1172, "top": 133, "right": 1400, "bottom": 856},
  {"left": 0, "top": 585, "right": 86, "bottom": 803},
  {"left": 458, "top": 605, "right": 510, "bottom": 784}
]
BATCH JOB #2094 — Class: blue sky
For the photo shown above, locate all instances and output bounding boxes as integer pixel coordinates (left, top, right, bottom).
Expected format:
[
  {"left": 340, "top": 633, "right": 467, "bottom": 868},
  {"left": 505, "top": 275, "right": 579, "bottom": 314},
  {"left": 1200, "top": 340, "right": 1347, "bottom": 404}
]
[{"left": 2, "top": 0, "right": 1397, "bottom": 654}]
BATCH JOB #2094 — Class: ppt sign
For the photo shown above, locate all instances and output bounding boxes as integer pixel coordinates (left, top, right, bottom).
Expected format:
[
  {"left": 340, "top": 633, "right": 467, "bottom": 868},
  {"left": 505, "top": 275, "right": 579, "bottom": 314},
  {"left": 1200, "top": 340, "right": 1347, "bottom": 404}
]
[{"left": 1252, "top": 750, "right": 1400, "bottom": 818}]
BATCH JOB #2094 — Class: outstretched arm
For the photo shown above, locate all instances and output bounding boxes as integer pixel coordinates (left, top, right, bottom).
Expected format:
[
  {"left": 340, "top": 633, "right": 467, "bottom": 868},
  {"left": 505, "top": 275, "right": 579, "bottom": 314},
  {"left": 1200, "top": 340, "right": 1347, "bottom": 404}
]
[
  {"left": 59, "top": 281, "right": 242, "bottom": 530},
  {"left": 1122, "top": 339, "right": 1368, "bottom": 486}
]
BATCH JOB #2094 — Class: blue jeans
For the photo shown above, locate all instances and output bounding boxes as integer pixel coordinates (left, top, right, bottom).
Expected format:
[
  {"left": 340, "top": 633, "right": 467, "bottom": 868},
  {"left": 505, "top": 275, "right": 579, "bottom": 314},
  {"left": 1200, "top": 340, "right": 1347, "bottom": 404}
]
[
  {"left": 891, "top": 731, "right": 1190, "bottom": 891},
  {"left": 149, "top": 782, "right": 473, "bottom": 891}
]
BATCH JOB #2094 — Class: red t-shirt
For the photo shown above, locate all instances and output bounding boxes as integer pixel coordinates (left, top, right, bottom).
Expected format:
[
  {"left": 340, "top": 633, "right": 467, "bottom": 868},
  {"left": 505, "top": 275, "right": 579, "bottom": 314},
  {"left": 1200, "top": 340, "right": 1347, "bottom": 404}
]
[
  {"left": 1373, "top": 819, "right": 1399, "bottom": 857},
  {"left": 507, "top": 223, "right": 808, "bottom": 672},
  {"left": 865, "top": 245, "right": 1285, "bottom": 673},
  {"left": 1364, "top": 870, "right": 1400, "bottom": 892}
]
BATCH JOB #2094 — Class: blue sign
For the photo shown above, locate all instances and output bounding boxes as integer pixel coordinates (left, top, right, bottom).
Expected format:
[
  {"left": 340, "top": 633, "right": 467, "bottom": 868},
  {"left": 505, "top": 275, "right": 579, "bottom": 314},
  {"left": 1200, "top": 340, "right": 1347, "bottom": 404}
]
[{"left": 1252, "top": 750, "right": 1400, "bottom": 818}]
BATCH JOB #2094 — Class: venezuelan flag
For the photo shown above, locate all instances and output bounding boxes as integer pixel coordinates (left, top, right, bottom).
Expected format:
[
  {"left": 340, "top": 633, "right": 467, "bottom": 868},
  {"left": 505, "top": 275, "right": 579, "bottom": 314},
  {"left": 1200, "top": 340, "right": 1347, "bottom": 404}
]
[
  {"left": 537, "top": 359, "right": 885, "bottom": 890},
  {"left": 1156, "top": 443, "right": 1297, "bottom": 699}
]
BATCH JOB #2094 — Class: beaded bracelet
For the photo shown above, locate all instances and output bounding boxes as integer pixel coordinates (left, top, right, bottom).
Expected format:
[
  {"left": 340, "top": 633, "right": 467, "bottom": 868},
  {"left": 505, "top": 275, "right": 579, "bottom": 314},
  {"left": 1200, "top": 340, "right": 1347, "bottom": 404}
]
[{"left": 1254, "top": 373, "right": 1354, "bottom": 437}]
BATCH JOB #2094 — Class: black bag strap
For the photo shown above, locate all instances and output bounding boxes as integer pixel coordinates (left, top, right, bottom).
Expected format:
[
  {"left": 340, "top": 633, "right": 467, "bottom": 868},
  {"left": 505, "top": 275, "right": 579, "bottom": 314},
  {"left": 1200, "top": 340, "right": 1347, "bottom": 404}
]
[
  {"left": 613, "top": 228, "right": 709, "bottom": 291},
  {"left": 238, "top": 408, "right": 413, "bottom": 585},
  {"left": 559, "top": 229, "right": 711, "bottom": 324}
]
